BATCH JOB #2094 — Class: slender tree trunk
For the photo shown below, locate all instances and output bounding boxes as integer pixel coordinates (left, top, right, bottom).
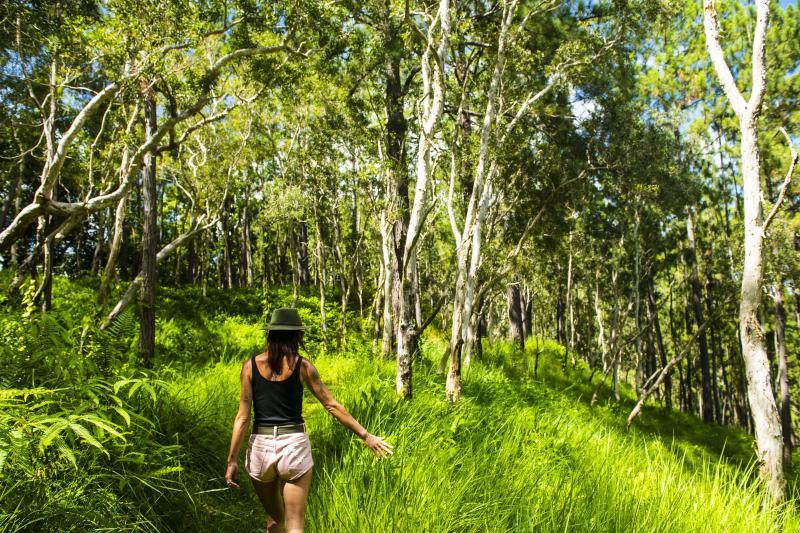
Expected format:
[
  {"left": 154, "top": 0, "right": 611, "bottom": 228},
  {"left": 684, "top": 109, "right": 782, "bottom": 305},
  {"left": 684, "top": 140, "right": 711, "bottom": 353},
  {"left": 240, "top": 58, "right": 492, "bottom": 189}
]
[
  {"left": 222, "top": 198, "right": 233, "bottom": 289},
  {"left": 139, "top": 89, "right": 157, "bottom": 368},
  {"left": 313, "top": 212, "right": 328, "bottom": 342},
  {"left": 37, "top": 215, "right": 54, "bottom": 312},
  {"left": 413, "top": 258, "right": 423, "bottom": 328},
  {"left": 647, "top": 276, "right": 671, "bottom": 409},
  {"left": 90, "top": 208, "right": 107, "bottom": 275},
  {"left": 379, "top": 210, "right": 394, "bottom": 359},
  {"left": 738, "top": 110, "right": 785, "bottom": 498},
  {"left": 704, "top": 0, "right": 784, "bottom": 500},
  {"left": 261, "top": 224, "right": 271, "bottom": 289},
  {"left": 380, "top": 0, "right": 411, "bottom": 382},
  {"left": 297, "top": 218, "right": 310, "bottom": 286},
  {"left": 396, "top": 0, "right": 450, "bottom": 399},
  {"left": 241, "top": 190, "right": 253, "bottom": 286},
  {"left": 350, "top": 184, "right": 360, "bottom": 302},
  {"left": 706, "top": 277, "right": 722, "bottom": 423},
  {"left": 567, "top": 239, "right": 576, "bottom": 367},
  {"left": 686, "top": 210, "right": 713, "bottom": 422},
  {"left": 507, "top": 283, "right": 524, "bottom": 349},
  {"left": 773, "top": 284, "right": 792, "bottom": 466},
  {"left": 372, "top": 267, "right": 384, "bottom": 351},
  {"left": 331, "top": 208, "right": 349, "bottom": 352},
  {"left": 522, "top": 284, "right": 532, "bottom": 341},
  {"left": 8, "top": 126, "right": 26, "bottom": 268},
  {"left": 99, "top": 195, "right": 128, "bottom": 303}
]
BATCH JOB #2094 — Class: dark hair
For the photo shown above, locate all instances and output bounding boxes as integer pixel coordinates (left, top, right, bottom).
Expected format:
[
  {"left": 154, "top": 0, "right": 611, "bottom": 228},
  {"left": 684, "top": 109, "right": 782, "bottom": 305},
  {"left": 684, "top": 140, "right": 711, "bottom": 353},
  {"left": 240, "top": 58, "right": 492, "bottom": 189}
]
[{"left": 266, "top": 329, "right": 304, "bottom": 375}]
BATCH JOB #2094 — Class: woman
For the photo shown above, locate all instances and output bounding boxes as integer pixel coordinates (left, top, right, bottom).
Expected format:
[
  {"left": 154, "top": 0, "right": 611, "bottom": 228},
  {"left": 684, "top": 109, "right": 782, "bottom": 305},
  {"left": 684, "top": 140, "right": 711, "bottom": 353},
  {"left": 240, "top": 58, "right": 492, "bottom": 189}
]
[{"left": 225, "top": 307, "right": 393, "bottom": 533}]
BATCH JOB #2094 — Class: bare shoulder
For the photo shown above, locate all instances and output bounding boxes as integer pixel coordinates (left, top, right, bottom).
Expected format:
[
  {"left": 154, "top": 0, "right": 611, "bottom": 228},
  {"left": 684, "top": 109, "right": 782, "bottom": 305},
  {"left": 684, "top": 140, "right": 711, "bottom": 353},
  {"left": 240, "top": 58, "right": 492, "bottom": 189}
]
[
  {"left": 300, "top": 357, "right": 320, "bottom": 381},
  {"left": 240, "top": 357, "right": 252, "bottom": 378}
]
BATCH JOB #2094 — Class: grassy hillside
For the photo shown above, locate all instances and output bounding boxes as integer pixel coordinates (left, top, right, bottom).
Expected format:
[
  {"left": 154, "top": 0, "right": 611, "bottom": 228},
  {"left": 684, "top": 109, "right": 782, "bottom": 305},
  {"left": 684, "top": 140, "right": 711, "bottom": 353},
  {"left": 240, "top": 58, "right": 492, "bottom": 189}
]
[{"left": 1, "top": 280, "right": 798, "bottom": 531}]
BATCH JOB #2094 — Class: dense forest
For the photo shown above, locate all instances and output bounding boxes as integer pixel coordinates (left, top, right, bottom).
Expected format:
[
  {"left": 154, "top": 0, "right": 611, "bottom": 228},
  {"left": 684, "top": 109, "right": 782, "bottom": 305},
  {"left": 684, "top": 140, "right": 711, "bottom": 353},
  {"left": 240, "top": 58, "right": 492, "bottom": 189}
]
[{"left": 1, "top": 0, "right": 799, "bottom": 531}]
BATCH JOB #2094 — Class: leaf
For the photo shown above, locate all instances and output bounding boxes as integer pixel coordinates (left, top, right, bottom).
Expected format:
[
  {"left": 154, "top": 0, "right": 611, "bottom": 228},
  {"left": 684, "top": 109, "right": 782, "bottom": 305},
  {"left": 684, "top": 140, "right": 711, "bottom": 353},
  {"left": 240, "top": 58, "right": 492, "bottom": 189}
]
[
  {"left": 114, "top": 379, "right": 133, "bottom": 395},
  {"left": 79, "top": 414, "right": 126, "bottom": 440},
  {"left": 38, "top": 419, "right": 70, "bottom": 448},
  {"left": 54, "top": 436, "right": 77, "bottom": 469},
  {"left": 67, "top": 423, "right": 109, "bottom": 457},
  {"left": 113, "top": 407, "right": 131, "bottom": 427},
  {"left": 150, "top": 466, "right": 183, "bottom": 477},
  {"left": 128, "top": 381, "right": 143, "bottom": 399}
]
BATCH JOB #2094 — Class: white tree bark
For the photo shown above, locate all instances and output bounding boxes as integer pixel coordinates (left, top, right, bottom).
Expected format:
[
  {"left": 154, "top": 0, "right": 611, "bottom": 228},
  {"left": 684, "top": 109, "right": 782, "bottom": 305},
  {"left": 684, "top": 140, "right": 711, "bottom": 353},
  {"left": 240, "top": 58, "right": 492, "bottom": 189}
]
[
  {"left": 0, "top": 43, "right": 288, "bottom": 253},
  {"left": 704, "top": 0, "right": 785, "bottom": 502},
  {"left": 445, "top": 1, "right": 516, "bottom": 403},
  {"left": 395, "top": 0, "right": 451, "bottom": 398}
]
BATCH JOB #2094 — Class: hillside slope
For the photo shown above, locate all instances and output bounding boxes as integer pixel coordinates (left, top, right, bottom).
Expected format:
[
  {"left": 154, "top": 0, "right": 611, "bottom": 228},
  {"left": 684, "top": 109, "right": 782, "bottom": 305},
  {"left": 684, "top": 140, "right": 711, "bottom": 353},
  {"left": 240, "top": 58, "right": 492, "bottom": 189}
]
[{"left": 1, "top": 283, "right": 797, "bottom": 532}]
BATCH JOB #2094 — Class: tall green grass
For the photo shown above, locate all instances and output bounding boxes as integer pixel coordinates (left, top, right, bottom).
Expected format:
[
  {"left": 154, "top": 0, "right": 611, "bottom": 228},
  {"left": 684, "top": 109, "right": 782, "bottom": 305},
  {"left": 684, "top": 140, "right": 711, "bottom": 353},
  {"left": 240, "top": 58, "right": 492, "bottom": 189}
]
[
  {"left": 2, "top": 280, "right": 799, "bottom": 531},
  {"left": 155, "top": 334, "right": 799, "bottom": 532}
]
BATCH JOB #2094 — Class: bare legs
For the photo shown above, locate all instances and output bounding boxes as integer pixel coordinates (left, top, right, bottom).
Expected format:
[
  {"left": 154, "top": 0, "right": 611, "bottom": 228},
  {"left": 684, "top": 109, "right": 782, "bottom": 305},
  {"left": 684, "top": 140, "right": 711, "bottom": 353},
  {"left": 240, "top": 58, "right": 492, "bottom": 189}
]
[{"left": 251, "top": 469, "right": 313, "bottom": 533}]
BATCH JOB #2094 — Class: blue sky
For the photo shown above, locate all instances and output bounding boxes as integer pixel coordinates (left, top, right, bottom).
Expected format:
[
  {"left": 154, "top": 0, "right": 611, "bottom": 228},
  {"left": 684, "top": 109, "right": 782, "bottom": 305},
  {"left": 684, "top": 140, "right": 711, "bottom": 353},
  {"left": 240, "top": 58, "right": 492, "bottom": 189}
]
[{"left": 779, "top": 0, "right": 796, "bottom": 7}]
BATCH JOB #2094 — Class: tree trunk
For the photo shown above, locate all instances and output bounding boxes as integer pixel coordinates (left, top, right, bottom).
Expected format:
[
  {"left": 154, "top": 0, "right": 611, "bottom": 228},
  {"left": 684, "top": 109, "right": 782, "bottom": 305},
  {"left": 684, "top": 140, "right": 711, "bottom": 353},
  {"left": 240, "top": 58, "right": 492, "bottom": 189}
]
[
  {"left": 7, "top": 126, "right": 26, "bottom": 268},
  {"left": 566, "top": 239, "right": 576, "bottom": 367},
  {"left": 686, "top": 210, "right": 713, "bottom": 422},
  {"left": 738, "top": 110, "right": 785, "bottom": 499},
  {"left": 102, "top": 219, "right": 214, "bottom": 329},
  {"left": 350, "top": 184, "right": 360, "bottom": 302},
  {"left": 241, "top": 191, "right": 253, "bottom": 286},
  {"left": 706, "top": 277, "right": 722, "bottom": 423},
  {"left": 773, "top": 284, "right": 792, "bottom": 466},
  {"left": 313, "top": 213, "right": 328, "bottom": 342},
  {"left": 704, "top": 0, "right": 784, "bottom": 501},
  {"left": 297, "top": 218, "right": 310, "bottom": 286},
  {"left": 222, "top": 197, "right": 234, "bottom": 289},
  {"left": 380, "top": 0, "right": 410, "bottom": 377},
  {"left": 379, "top": 210, "right": 394, "bottom": 359},
  {"left": 396, "top": 0, "right": 450, "bottom": 399},
  {"left": 522, "top": 285, "right": 532, "bottom": 341},
  {"left": 99, "top": 194, "right": 128, "bottom": 303},
  {"left": 138, "top": 89, "right": 157, "bottom": 368},
  {"left": 647, "top": 276, "right": 671, "bottom": 409},
  {"left": 90, "top": 208, "right": 107, "bottom": 275},
  {"left": 261, "top": 224, "right": 271, "bottom": 289},
  {"left": 507, "top": 283, "right": 524, "bottom": 349}
]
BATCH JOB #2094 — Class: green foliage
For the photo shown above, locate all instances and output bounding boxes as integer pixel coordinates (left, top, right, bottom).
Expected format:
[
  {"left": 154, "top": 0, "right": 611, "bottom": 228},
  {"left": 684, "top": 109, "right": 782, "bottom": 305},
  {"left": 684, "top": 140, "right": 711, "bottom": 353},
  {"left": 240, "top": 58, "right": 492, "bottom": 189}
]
[{"left": 2, "top": 280, "right": 798, "bottom": 531}]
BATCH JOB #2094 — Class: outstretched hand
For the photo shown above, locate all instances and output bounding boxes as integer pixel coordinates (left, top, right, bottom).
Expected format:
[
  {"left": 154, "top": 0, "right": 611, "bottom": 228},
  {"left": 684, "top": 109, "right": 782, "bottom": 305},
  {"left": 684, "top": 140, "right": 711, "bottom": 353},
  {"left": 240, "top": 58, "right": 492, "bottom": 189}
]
[
  {"left": 364, "top": 434, "right": 394, "bottom": 458},
  {"left": 225, "top": 461, "right": 240, "bottom": 489}
]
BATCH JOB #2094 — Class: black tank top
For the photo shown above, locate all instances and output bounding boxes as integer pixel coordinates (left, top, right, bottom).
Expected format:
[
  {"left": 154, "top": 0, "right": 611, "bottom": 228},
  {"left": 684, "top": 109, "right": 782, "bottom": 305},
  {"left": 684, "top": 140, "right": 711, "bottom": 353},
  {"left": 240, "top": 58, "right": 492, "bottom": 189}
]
[{"left": 251, "top": 355, "right": 304, "bottom": 429}]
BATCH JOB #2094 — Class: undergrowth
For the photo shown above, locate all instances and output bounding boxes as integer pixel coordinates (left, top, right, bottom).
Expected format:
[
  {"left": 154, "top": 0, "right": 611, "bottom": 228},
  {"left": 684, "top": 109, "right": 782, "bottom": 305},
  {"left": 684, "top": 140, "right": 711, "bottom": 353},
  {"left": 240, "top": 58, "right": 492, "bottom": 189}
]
[{"left": 0, "top": 277, "right": 798, "bottom": 531}]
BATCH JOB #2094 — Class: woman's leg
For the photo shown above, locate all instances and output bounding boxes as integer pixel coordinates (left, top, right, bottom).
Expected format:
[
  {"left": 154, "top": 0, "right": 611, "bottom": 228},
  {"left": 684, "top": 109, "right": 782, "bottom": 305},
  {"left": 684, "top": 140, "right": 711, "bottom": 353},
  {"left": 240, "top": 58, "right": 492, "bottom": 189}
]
[
  {"left": 251, "top": 477, "right": 285, "bottom": 533},
  {"left": 282, "top": 468, "right": 312, "bottom": 533}
]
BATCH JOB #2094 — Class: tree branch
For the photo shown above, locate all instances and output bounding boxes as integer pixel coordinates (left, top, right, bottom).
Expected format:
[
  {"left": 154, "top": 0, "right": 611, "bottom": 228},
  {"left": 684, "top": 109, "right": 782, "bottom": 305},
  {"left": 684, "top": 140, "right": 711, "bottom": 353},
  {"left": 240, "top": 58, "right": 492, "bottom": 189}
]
[
  {"left": 703, "top": 0, "right": 747, "bottom": 118},
  {"left": 763, "top": 127, "right": 797, "bottom": 233}
]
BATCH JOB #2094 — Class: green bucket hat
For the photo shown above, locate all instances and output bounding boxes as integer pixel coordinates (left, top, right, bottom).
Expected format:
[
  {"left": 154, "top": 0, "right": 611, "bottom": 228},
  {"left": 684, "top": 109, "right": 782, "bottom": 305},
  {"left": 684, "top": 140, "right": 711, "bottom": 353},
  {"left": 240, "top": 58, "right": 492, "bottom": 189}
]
[{"left": 263, "top": 307, "right": 310, "bottom": 331}]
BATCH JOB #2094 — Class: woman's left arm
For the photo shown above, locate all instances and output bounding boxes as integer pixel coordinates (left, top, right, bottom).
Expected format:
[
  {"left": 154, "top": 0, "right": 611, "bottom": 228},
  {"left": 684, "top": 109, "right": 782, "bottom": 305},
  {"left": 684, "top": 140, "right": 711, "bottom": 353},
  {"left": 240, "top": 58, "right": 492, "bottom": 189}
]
[
  {"left": 225, "top": 360, "right": 253, "bottom": 489},
  {"left": 301, "top": 358, "right": 393, "bottom": 458}
]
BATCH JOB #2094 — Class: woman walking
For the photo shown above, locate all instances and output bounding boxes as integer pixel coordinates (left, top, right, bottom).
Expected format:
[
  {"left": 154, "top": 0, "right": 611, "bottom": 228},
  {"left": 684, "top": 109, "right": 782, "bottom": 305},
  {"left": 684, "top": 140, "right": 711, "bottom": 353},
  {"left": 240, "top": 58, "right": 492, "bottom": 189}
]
[{"left": 226, "top": 308, "right": 393, "bottom": 533}]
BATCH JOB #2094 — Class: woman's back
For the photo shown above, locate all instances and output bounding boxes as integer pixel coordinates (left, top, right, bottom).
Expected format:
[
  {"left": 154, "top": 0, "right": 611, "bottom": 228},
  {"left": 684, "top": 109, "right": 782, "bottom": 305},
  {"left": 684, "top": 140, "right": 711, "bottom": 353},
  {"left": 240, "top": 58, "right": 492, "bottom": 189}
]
[{"left": 251, "top": 355, "right": 304, "bottom": 428}]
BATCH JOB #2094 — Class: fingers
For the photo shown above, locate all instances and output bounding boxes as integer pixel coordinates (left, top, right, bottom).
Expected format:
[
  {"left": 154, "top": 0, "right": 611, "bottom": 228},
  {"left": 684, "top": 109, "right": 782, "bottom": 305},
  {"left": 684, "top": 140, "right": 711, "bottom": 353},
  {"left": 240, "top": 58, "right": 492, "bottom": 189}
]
[
  {"left": 370, "top": 436, "right": 394, "bottom": 458},
  {"left": 225, "top": 463, "right": 240, "bottom": 489}
]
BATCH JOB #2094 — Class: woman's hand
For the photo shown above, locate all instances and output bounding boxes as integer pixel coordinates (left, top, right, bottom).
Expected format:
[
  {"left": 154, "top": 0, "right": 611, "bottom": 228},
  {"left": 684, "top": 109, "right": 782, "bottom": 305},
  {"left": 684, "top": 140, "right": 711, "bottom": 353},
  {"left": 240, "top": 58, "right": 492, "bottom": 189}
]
[
  {"left": 363, "top": 434, "right": 394, "bottom": 458},
  {"left": 225, "top": 460, "right": 240, "bottom": 489}
]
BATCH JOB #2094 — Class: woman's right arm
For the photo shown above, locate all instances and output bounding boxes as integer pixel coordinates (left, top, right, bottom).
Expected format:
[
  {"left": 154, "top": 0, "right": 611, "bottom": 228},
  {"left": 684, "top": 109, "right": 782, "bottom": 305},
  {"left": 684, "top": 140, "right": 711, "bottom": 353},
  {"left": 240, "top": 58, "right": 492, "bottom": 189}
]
[
  {"left": 301, "top": 359, "right": 393, "bottom": 458},
  {"left": 225, "top": 360, "right": 253, "bottom": 488}
]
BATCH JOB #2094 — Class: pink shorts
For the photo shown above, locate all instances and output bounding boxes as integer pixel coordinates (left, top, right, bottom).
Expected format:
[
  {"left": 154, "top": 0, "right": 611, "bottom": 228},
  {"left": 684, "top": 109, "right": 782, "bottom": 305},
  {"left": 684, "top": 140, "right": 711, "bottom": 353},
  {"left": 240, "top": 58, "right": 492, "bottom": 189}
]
[{"left": 245, "top": 432, "right": 314, "bottom": 482}]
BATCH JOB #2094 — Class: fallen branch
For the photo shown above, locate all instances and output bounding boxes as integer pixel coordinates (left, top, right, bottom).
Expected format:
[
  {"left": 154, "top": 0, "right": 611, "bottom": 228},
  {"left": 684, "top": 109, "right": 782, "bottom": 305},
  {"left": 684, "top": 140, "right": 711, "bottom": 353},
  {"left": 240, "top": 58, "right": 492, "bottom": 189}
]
[{"left": 626, "top": 318, "right": 715, "bottom": 429}]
